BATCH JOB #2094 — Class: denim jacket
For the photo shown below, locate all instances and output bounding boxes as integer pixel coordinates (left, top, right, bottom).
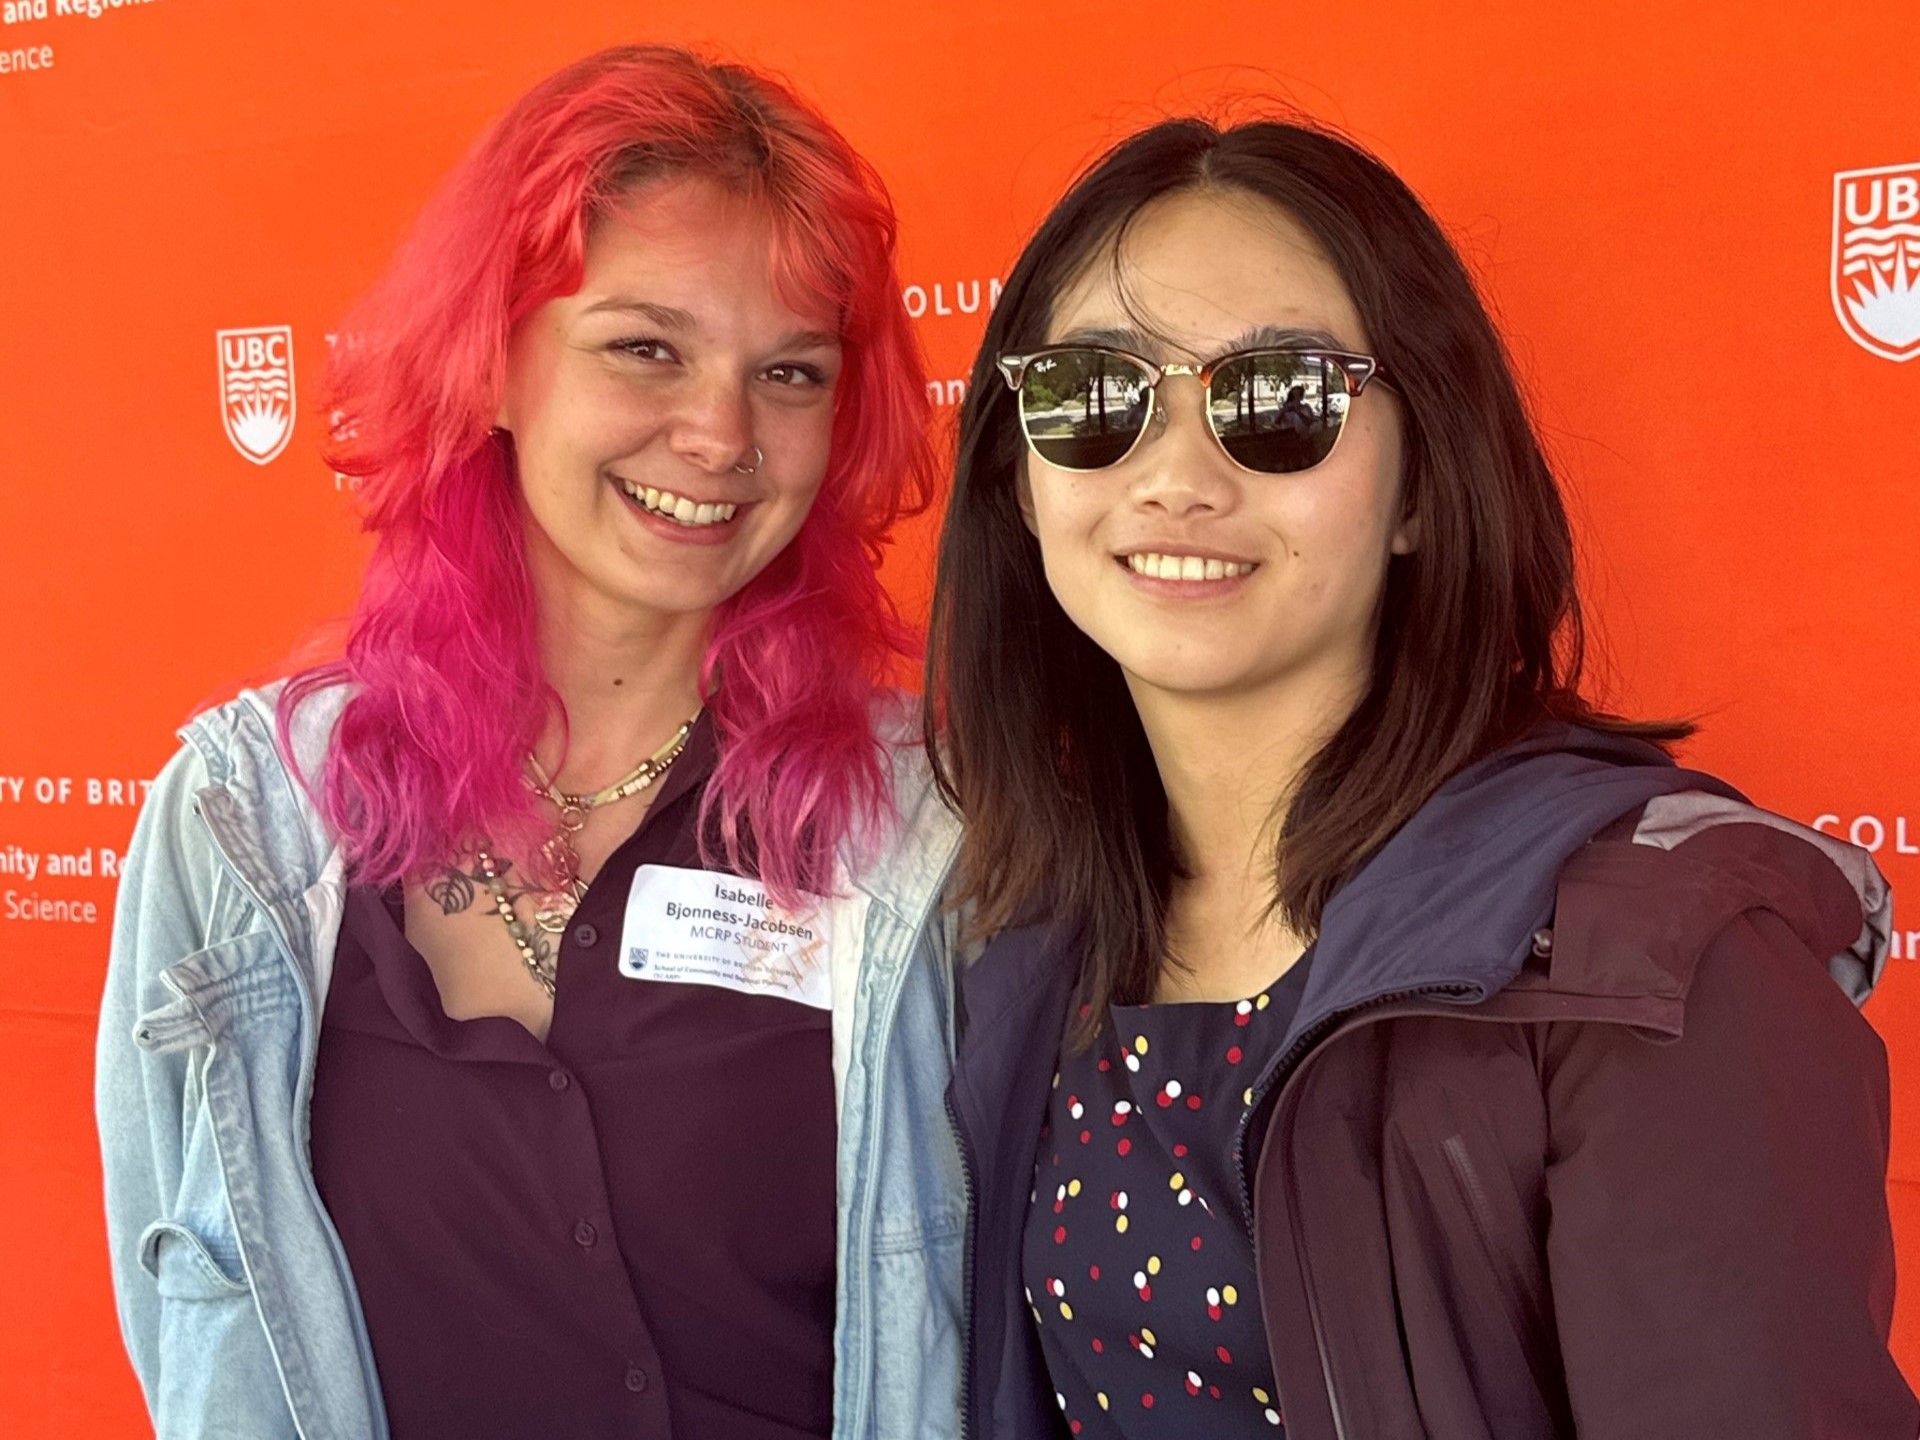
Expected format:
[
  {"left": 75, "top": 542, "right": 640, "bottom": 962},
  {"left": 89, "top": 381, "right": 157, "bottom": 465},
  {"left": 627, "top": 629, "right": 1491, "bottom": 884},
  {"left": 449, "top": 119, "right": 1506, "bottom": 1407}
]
[{"left": 95, "top": 683, "right": 969, "bottom": 1440}]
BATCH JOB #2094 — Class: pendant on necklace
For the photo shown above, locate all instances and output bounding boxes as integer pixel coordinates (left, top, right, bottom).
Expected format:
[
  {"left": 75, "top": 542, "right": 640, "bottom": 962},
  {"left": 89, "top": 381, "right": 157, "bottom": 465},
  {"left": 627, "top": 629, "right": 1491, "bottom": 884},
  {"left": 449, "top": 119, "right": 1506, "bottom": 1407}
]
[{"left": 533, "top": 891, "right": 578, "bottom": 934}]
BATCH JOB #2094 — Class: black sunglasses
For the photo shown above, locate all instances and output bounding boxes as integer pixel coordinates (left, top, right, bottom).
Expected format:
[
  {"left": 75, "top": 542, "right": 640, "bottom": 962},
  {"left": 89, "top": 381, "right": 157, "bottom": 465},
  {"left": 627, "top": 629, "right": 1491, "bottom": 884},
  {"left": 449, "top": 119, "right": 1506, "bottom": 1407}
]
[{"left": 996, "top": 344, "right": 1388, "bottom": 475}]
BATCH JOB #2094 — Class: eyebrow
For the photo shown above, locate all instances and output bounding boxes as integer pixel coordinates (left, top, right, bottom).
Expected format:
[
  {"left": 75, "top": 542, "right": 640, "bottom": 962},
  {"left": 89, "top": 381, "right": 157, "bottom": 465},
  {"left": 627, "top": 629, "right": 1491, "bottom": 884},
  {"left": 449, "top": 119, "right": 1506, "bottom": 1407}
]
[
  {"left": 1050, "top": 322, "right": 1352, "bottom": 360},
  {"left": 579, "top": 297, "right": 841, "bottom": 351}
]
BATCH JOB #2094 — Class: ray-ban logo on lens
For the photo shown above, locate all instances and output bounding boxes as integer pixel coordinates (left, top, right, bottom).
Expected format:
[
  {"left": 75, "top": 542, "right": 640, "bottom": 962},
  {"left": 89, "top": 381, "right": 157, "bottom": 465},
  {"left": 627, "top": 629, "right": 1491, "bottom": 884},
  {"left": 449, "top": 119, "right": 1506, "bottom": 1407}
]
[
  {"left": 1833, "top": 163, "right": 1920, "bottom": 362},
  {"left": 217, "top": 326, "right": 297, "bottom": 463}
]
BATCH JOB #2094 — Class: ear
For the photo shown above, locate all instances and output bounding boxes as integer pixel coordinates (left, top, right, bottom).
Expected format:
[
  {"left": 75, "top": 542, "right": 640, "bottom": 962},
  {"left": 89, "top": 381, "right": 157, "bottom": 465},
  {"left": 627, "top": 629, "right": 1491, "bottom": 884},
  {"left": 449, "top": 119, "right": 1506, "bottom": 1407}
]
[{"left": 1015, "top": 458, "right": 1039, "bottom": 537}]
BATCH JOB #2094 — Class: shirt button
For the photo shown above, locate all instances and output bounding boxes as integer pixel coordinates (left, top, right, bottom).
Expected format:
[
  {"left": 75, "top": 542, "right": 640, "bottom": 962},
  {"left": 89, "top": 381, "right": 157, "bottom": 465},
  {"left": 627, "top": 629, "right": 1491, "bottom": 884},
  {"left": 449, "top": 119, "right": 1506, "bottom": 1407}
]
[
  {"left": 548, "top": 1070, "right": 571, "bottom": 1093},
  {"left": 573, "top": 1220, "right": 598, "bottom": 1249},
  {"left": 573, "top": 922, "right": 600, "bottom": 948},
  {"left": 625, "top": 1364, "right": 649, "bottom": 1394}
]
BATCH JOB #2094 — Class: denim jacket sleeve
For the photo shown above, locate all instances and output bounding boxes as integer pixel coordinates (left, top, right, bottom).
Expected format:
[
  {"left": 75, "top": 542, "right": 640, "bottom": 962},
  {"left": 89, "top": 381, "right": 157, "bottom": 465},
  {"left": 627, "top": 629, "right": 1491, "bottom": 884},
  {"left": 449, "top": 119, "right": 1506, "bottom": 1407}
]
[{"left": 95, "top": 739, "right": 292, "bottom": 1436}]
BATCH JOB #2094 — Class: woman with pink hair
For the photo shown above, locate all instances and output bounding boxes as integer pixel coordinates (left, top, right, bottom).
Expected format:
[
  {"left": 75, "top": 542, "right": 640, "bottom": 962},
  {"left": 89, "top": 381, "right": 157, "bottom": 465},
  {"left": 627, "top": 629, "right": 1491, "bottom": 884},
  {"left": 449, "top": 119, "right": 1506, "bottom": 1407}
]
[{"left": 97, "top": 46, "right": 965, "bottom": 1440}]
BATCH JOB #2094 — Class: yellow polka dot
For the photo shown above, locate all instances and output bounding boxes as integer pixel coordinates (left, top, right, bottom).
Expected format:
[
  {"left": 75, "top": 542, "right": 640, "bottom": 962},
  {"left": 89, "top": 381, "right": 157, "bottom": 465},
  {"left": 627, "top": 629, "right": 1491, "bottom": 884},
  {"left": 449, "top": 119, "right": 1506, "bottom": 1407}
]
[
  {"left": 1168, "top": 1172, "right": 1185, "bottom": 1190},
  {"left": 1098, "top": 1393, "right": 1110, "bottom": 1411},
  {"left": 1146, "top": 1255, "right": 1161, "bottom": 1275},
  {"left": 1223, "top": 1285, "right": 1240, "bottom": 1305},
  {"left": 1256, "top": 993, "right": 1271, "bottom": 1010},
  {"left": 1067, "top": 1179, "right": 1082, "bottom": 1197},
  {"left": 1060, "top": 1302, "right": 1073, "bottom": 1321},
  {"left": 1253, "top": 1387, "right": 1271, "bottom": 1404},
  {"left": 1134, "top": 1035, "right": 1149, "bottom": 1055},
  {"left": 1141, "top": 1327, "right": 1157, "bottom": 1346},
  {"left": 1116, "top": 1215, "right": 1129, "bottom": 1234}
]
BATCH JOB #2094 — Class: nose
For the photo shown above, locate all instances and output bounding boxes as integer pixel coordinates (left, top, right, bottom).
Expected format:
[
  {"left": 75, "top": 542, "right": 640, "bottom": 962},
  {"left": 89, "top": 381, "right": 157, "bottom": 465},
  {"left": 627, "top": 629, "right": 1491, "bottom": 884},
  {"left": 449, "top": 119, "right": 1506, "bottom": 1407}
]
[
  {"left": 1124, "top": 376, "right": 1238, "bottom": 516},
  {"left": 667, "top": 371, "right": 756, "bottom": 475}
]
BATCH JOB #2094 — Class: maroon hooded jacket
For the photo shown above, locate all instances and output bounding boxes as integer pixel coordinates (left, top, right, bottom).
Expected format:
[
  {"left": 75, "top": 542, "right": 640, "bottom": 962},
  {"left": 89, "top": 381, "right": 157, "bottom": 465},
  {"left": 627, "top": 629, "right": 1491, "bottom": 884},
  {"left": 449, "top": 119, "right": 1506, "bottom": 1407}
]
[{"left": 950, "top": 728, "right": 1916, "bottom": 1439}]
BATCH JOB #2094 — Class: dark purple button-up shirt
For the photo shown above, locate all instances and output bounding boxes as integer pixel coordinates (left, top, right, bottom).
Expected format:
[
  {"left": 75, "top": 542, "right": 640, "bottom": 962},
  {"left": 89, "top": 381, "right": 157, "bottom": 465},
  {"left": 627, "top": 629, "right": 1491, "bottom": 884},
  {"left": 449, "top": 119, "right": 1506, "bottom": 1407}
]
[{"left": 309, "top": 719, "right": 836, "bottom": 1439}]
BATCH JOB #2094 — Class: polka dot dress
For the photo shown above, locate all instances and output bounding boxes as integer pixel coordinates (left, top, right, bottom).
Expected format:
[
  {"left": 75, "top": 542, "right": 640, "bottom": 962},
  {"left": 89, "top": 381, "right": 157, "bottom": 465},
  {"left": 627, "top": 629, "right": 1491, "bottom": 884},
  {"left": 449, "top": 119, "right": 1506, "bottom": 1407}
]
[{"left": 1020, "top": 959, "right": 1312, "bottom": 1438}]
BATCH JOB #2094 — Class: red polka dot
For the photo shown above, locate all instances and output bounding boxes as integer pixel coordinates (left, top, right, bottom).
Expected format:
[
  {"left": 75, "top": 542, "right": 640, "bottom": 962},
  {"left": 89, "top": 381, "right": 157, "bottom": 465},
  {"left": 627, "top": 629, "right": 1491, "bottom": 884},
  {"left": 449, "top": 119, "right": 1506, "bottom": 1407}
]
[
  {"left": 1138, "top": 1284, "right": 1152, "bottom": 1301},
  {"left": 1097, "top": 1058, "right": 1112, "bottom": 1071},
  {"left": 1091, "top": 1337, "right": 1104, "bottom": 1353},
  {"left": 1141, "top": 1393, "right": 1155, "bottom": 1409},
  {"left": 1185, "top": 1375, "right": 1202, "bottom": 1396},
  {"left": 1208, "top": 1303, "right": 1222, "bottom": 1321},
  {"left": 1054, "top": 1226, "right": 1067, "bottom": 1244},
  {"left": 1190, "top": 1236, "right": 1204, "bottom": 1251},
  {"left": 1156, "top": 1088, "right": 1174, "bottom": 1108},
  {"left": 1235, "top": 1012, "right": 1251, "bottom": 1027},
  {"left": 1117, "top": 1137, "right": 1132, "bottom": 1156},
  {"left": 1089, "top": 1264, "right": 1101, "bottom": 1280},
  {"left": 1054, "top": 1199, "right": 1065, "bottom": 1214},
  {"left": 1226, "top": 1045, "right": 1244, "bottom": 1064},
  {"left": 1071, "top": 1422, "right": 1082, "bottom": 1435},
  {"left": 1186, "top": 1095, "right": 1203, "bottom": 1111},
  {"left": 1216, "top": 1345, "right": 1233, "bottom": 1364},
  {"left": 1111, "top": 1111, "right": 1129, "bottom": 1127},
  {"left": 1172, "top": 1143, "right": 1189, "bottom": 1157},
  {"left": 1079, "top": 1129, "right": 1092, "bottom": 1144},
  {"left": 1208, "top": 1385, "right": 1222, "bottom": 1399}
]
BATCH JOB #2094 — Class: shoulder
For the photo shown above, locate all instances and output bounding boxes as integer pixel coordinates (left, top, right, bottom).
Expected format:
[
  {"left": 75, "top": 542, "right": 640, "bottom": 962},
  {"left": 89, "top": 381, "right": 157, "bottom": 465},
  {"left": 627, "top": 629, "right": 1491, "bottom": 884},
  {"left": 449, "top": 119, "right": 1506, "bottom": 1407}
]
[
  {"left": 1547, "top": 790, "right": 1888, "bottom": 1010},
  {"left": 845, "top": 690, "right": 962, "bottom": 906}
]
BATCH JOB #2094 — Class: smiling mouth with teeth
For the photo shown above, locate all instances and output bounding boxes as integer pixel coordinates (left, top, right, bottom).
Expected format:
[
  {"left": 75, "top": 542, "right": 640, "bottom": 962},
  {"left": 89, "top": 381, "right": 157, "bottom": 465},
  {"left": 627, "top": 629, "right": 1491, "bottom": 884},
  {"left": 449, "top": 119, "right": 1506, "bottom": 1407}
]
[
  {"left": 618, "top": 479, "right": 739, "bottom": 528},
  {"left": 1124, "top": 552, "right": 1258, "bottom": 582}
]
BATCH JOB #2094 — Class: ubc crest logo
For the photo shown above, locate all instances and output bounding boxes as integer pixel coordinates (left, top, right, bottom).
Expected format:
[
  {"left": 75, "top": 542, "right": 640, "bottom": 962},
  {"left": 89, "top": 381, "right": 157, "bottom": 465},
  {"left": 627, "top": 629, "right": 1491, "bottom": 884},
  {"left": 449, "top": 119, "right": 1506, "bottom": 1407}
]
[
  {"left": 1833, "top": 163, "right": 1920, "bottom": 362},
  {"left": 217, "top": 326, "right": 297, "bottom": 463}
]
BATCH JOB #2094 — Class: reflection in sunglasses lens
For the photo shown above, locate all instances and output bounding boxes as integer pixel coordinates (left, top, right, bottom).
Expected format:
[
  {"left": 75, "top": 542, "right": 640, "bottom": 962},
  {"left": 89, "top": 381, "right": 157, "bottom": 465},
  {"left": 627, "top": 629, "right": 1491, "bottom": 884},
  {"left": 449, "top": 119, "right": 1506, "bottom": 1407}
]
[
  {"left": 1021, "top": 350, "right": 1153, "bottom": 469},
  {"left": 1211, "top": 353, "right": 1349, "bottom": 474}
]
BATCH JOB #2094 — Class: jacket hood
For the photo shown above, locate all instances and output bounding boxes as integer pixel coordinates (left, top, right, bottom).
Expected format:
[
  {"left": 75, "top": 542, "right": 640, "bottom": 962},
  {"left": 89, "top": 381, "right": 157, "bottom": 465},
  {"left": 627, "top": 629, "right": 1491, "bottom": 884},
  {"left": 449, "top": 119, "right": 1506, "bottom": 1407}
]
[{"left": 1285, "top": 723, "right": 1889, "bottom": 1059}]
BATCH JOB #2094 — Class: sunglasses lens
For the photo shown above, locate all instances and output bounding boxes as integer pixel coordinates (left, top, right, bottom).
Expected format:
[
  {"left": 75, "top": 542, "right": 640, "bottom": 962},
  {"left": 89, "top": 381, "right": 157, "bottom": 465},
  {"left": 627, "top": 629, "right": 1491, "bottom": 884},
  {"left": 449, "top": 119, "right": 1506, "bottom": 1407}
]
[
  {"left": 1017, "top": 350, "right": 1154, "bottom": 470},
  {"left": 1208, "top": 352, "right": 1353, "bottom": 473}
]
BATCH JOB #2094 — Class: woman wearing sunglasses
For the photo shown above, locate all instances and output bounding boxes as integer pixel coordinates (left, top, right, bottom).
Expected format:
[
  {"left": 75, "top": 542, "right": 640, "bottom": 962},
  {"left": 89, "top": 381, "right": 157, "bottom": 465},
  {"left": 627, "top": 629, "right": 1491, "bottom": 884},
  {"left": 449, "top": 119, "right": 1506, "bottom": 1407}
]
[
  {"left": 97, "top": 47, "right": 963, "bottom": 1440},
  {"left": 927, "top": 117, "right": 1913, "bottom": 1437}
]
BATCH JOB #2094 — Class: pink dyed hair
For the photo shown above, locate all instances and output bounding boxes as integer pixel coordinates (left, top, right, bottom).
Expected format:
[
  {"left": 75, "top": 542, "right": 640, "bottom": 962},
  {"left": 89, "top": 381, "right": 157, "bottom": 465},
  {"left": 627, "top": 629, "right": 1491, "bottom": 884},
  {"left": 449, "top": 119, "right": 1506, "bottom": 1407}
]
[{"left": 281, "top": 45, "right": 934, "bottom": 900}]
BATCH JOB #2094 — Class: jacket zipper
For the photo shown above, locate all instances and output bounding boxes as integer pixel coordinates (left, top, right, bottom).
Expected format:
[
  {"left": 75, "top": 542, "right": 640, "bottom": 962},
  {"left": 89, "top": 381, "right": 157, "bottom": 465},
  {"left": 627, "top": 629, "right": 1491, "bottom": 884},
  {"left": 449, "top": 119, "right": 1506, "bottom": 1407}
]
[
  {"left": 1234, "top": 981, "right": 1477, "bottom": 1440},
  {"left": 946, "top": 1088, "right": 981, "bottom": 1440}
]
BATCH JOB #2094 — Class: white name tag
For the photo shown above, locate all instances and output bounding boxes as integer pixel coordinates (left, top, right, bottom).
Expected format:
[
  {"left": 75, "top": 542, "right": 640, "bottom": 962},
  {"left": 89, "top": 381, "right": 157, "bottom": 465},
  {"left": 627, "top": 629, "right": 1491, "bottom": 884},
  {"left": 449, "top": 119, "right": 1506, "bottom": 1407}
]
[{"left": 616, "top": 864, "right": 833, "bottom": 1010}]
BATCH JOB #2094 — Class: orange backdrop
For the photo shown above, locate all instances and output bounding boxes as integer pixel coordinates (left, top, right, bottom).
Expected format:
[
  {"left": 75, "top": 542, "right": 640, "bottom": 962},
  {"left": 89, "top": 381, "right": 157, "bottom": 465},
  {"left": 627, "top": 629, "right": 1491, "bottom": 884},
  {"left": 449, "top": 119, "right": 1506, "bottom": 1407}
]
[{"left": 2, "top": 0, "right": 1916, "bottom": 1430}]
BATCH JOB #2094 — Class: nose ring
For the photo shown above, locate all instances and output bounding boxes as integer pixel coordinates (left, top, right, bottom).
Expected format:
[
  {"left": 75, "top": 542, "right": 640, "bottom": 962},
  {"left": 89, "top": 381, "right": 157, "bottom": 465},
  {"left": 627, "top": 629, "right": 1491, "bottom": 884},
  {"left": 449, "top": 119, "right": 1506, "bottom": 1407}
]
[{"left": 734, "top": 445, "right": 764, "bottom": 475}]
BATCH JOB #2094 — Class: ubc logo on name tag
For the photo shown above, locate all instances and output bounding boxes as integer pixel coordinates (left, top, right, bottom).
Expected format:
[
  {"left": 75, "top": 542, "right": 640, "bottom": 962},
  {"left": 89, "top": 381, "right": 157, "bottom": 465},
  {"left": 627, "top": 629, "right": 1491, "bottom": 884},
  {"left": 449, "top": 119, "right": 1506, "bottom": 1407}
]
[{"left": 617, "top": 865, "right": 833, "bottom": 1010}]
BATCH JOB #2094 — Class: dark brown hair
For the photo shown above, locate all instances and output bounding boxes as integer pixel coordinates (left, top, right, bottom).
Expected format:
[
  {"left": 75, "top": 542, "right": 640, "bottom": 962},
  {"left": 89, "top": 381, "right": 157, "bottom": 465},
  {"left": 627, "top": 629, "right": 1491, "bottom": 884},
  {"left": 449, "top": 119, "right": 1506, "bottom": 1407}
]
[{"left": 925, "top": 116, "right": 1686, "bottom": 1028}]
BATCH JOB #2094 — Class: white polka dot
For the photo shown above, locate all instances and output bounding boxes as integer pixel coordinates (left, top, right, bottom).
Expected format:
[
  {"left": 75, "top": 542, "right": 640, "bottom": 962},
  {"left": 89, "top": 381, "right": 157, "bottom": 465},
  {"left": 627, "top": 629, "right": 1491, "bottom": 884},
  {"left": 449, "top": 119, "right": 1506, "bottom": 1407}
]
[
  {"left": 1178, "top": 1189, "right": 1194, "bottom": 1206},
  {"left": 1056, "top": 1184, "right": 1067, "bottom": 1202},
  {"left": 1165, "top": 1079, "right": 1183, "bottom": 1098},
  {"left": 1124, "top": 1054, "right": 1141, "bottom": 1072},
  {"left": 1266, "top": 1408, "right": 1282, "bottom": 1425},
  {"left": 1132, "top": 1270, "right": 1147, "bottom": 1288},
  {"left": 1050, "top": 1278, "right": 1066, "bottom": 1297},
  {"left": 1114, "top": 1100, "right": 1133, "bottom": 1116},
  {"left": 1235, "top": 999, "right": 1253, "bottom": 1015},
  {"left": 1207, "top": 1287, "right": 1221, "bottom": 1306}
]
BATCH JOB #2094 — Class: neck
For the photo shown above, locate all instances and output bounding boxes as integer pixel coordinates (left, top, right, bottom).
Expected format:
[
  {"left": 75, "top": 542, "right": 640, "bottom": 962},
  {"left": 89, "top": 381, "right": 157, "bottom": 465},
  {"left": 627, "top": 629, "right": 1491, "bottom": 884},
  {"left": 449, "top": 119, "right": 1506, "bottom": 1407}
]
[
  {"left": 1130, "top": 657, "right": 1369, "bottom": 893},
  {"left": 1129, "top": 659, "right": 1368, "bottom": 999},
  {"left": 532, "top": 575, "right": 711, "bottom": 793}
]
